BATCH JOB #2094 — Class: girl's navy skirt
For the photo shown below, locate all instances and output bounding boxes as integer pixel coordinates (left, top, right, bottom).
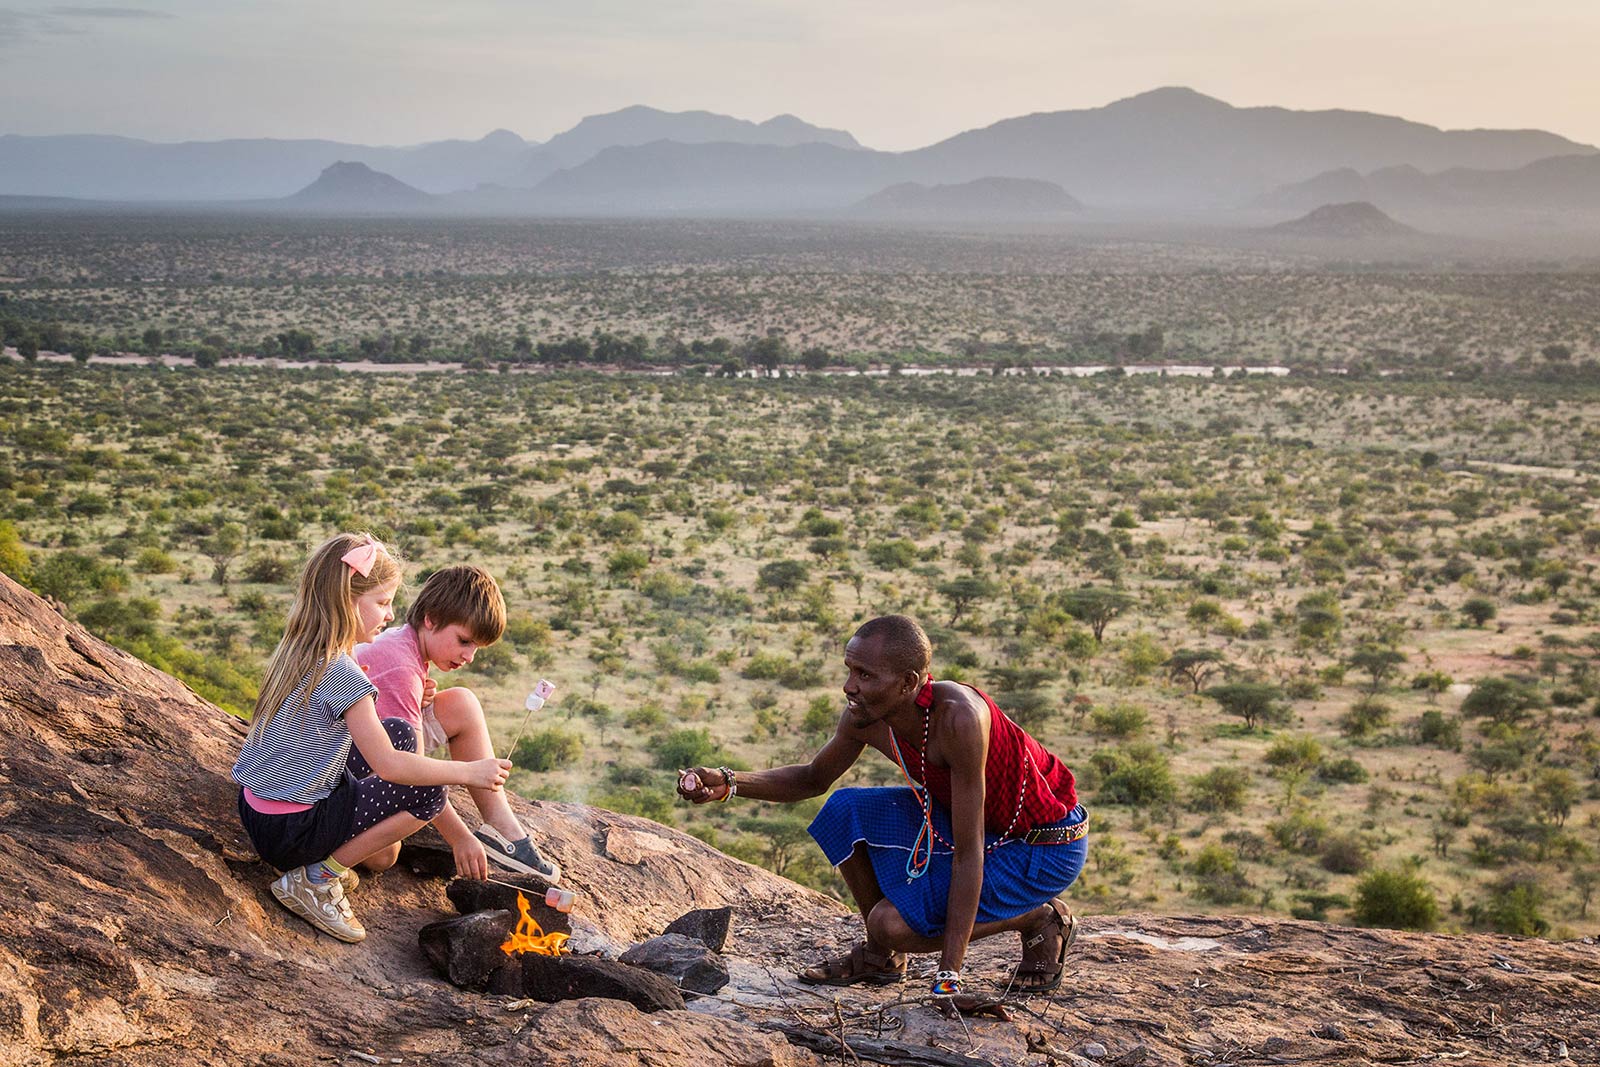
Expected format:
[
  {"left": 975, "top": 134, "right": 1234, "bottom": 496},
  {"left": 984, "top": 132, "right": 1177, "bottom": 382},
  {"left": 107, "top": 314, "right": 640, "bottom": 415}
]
[{"left": 807, "top": 786, "right": 1088, "bottom": 938}]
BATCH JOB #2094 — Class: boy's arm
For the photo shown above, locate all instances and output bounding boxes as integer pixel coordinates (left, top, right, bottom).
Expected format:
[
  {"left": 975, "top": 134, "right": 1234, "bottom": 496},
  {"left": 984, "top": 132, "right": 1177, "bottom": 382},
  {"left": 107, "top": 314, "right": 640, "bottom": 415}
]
[{"left": 433, "top": 799, "right": 490, "bottom": 880}]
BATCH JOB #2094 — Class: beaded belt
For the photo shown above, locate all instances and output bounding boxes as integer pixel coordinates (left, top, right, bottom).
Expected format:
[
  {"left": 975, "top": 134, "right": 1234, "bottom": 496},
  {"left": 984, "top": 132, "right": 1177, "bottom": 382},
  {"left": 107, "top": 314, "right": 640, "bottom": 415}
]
[{"left": 1018, "top": 816, "right": 1089, "bottom": 846}]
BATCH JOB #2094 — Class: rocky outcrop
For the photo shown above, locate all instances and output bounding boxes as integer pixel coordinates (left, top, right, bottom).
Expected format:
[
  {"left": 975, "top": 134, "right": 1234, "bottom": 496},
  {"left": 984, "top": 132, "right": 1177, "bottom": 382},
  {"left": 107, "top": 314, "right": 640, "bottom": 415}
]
[{"left": 1, "top": 568, "right": 1596, "bottom": 1066}]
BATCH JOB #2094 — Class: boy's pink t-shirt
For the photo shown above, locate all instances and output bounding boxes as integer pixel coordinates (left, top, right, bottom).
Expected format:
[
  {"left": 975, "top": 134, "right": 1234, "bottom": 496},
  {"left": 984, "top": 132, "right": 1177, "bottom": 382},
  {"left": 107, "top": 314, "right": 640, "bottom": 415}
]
[{"left": 353, "top": 625, "right": 428, "bottom": 728}]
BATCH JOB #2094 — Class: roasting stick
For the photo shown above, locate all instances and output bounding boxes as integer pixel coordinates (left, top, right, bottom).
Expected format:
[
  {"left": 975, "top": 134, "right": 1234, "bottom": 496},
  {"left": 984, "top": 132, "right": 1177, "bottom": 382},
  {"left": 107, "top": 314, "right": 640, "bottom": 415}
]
[{"left": 505, "top": 679, "right": 557, "bottom": 758}]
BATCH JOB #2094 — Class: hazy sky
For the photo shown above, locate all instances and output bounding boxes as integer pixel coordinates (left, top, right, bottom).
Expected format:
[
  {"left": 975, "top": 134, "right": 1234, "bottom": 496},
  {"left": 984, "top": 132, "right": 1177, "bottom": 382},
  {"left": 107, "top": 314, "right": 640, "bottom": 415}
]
[{"left": 5, "top": 1, "right": 1599, "bottom": 150}]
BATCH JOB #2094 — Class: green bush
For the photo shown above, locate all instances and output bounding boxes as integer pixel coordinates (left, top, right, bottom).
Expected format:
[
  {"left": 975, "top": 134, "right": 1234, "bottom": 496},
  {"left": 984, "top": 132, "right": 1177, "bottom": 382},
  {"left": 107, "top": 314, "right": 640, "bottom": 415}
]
[
  {"left": 133, "top": 546, "right": 177, "bottom": 575},
  {"left": 1088, "top": 742, "right": 1176, "bottom": 808},
  {"left": 1416, "top": 710, "right": 1461, "bottom": 750},
  {"left": 1319, "top": 833, "right": 1371, "bottom": 874},
  {"left": 512, "top": 726, "right": 584, "bottom": 773},
  {"left": 1269, "top": 808, "right": 1330, "bottom": 854},
  {"left": 1186, "top": 766, "right": 1250, "bottom": 812},
  {"left": 1352, "top": 868, "right": 1440, "bottom": 931},
  {"left": 1089, "top": 702, "right": 1149, "bottom": 740},
  {"left": 1318, "top": 756, "right": 1369, "bottom": 784},
  {"left": 652, "top": 727, "right": 723, "bottom": 770},
  {"left": 1339, "top": 697, "right": 1393, "bottom": 739}
]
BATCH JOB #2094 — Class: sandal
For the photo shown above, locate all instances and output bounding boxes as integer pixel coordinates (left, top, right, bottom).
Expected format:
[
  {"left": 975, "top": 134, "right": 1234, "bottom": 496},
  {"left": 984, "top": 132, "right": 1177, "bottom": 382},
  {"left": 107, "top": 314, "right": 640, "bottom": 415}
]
[
  {"left": 797, "top": 942, "right": 908, "bottom": 987},
  {"left": 1009, "top": 897, "right": 1077, "bottom": 995}
]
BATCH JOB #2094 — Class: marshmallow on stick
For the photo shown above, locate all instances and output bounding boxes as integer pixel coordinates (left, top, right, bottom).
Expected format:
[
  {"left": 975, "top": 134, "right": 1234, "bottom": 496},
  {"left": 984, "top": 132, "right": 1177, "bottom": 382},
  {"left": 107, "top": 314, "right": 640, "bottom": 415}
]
[{"left": 506, "top": 679, "right": 557, "bottom": 756}]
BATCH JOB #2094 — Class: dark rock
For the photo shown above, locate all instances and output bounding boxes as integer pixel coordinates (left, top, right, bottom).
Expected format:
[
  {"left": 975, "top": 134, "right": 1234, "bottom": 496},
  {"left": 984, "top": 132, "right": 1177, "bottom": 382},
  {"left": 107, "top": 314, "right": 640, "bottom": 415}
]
[
  {"left": 447, "top": 876, "right": 570, "bottom": 935},
  {"left": 518, "top": 953, "right": 685, "bottom": 1013},
  {"left": 620, "top": 933, "right": 730, "bottom": 995},
  {"left": 398, "top": 831, "right": 457, "bottom": 879},
  {"left": 662, "top": 905, "right": 732, "bottom": 952},
  {"left": 1262, "top": 1036, "right": 1291, "bottom": 1054},
  {"left": 1312, "top": 1022, "right": 1346, "bottom": 1040},
  {"left": 417, "top": 910, "right": 520, "bottom": 991}
]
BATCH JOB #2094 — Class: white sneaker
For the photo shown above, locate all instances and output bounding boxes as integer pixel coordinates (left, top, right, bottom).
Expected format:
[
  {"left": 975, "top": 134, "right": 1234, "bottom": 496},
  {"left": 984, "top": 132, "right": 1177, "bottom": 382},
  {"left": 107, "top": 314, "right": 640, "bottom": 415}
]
[{"left": 271, "top": 866, "right": 366, "bottom": 943}]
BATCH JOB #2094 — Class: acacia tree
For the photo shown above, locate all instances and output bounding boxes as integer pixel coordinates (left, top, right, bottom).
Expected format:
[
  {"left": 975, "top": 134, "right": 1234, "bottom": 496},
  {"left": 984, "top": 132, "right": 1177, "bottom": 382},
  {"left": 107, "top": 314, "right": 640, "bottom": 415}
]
[
  {"left": 1206, "top": 682, "right": 1291, "bottom": 731},
  {"left": 1348, "top": 644, "right": 1406, "bottom": 694},
  {"left": 938, "top": 576, "right": 997, "bottom": 626},
  {"left": 1165, "top": 648, "right": 1227, "bottom": 693},
  {"left": 1058, "top": 587, "right": 1134, "bottom": 643}
]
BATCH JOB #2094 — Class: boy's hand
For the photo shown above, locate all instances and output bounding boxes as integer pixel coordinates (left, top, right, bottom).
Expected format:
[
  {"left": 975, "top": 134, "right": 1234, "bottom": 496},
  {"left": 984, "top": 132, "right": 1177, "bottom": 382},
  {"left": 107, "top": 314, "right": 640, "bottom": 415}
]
[
  {"left": 421, "top": 677, "right": 437, "bottom": 708},
  {"left": 452, "top": 837, "right": 490, "bottom": 880},
  {"left": 469, "top": 757, "right": 512, "bottom": 790}
]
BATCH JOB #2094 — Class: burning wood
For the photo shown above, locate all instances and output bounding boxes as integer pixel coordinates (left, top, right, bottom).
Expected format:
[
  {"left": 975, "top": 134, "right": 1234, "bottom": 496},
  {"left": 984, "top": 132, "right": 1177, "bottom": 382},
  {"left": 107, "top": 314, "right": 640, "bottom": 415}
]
[{"left": 501, "top": 892, "right": 570, "bottom": 958}]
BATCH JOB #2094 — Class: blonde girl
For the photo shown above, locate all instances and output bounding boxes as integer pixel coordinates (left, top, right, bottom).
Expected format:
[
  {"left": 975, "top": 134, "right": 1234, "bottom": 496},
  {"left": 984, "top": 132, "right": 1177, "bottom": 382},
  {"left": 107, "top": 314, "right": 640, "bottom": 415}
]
[{"left": 232, "top": 532, "right": 510, "bottom": 942}]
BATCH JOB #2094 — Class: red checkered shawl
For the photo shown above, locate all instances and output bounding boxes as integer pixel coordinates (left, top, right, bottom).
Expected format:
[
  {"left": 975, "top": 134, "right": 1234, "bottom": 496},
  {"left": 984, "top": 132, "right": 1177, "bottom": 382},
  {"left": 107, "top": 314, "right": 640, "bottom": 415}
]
[{"left": 889, "top": 682, "right": 1077, "bottom": 835}]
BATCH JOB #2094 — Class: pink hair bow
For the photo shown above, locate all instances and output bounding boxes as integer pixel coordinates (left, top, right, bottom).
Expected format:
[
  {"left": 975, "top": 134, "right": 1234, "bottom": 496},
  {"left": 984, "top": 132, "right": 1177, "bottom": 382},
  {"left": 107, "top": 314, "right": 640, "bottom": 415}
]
[{"left": 340, "top": 535, "right": 384, "bottom": 577}]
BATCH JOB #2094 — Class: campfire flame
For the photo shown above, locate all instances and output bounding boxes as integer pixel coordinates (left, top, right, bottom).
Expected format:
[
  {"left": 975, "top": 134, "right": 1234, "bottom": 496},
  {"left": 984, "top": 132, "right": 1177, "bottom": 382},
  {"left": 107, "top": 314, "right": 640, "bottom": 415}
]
[{"left": 500, "top": 891, "right": 570, "bottom": 957}]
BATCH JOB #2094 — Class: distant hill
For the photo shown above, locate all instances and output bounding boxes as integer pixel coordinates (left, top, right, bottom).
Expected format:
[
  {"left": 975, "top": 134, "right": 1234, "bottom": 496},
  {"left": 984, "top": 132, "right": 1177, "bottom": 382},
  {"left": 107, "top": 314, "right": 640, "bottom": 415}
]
[
  {"left": 850, "top": 176, "right": 1082, "bottom": 220},
  {"left": 516, "top": 87, "right": 1596, "bottom": 215},
  {"left": 0, "top": 108, "right": 863, "bottom": 201},
  {"left": 1269, "top": 201, "right": 1416, "bottom": 238},
  {"left": 278, "top": 162, "right": 436, "bottom": 213},
  {"left": 0, "top": 129, "right": 536, "bottom": 201},
  {"left": 3, "top": 88, "right": 1593, "bottom": 213},
  {"left": 1259, "top": 153, "right": 1600, "bottom": 213},
  {"left": 529, "top": 140, "right": 905, "bottom": 214}
]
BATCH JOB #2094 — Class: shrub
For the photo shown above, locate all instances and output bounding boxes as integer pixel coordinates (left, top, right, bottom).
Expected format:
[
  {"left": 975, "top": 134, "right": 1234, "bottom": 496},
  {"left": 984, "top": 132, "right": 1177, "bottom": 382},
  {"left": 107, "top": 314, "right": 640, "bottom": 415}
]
[
  {"left": 1471, "top": 872, "right": 1548, "bottom": 936},
  {"left": 242, "top": 554, "right": 293, "bottom": 584},
  {"left": 1318, "top": 756, "right": 1369, "bottom": 784},
  {"left": 1088, "top": 702, "right": 1149, "bottom": 740},
  {"left": 652, "top": 727, "right": 723, "bottom": 770},
  {"left": 1339, "top": 697, "right": 1393, "bottom": 739},
  {"left": 1190, "top": 844, "right": 1253, "bottom": 904},
  {"left": 1269, "top": 808, "right": 1330, "bottom": 854},
  {"left": 1352, "top": 868, "right": 1440, "bottom": 930},
  {"left": 1186, "top": 766, "right": 1250, "bottom": 812},
  {"left": 511, "top": 726, "right": 583, "bottom": 773},
  {"left": 1319, "top": 833, "right": 1371, "bottom": 874},
  {"left": 1088, "top": 742, "right": 1176, "bottom": 808},
  {"left": 1416, "top": 710, "right": 1461, "bottom": 750},
  {"left": 133, "top": 546, "right": 177, "bottom": 575}
]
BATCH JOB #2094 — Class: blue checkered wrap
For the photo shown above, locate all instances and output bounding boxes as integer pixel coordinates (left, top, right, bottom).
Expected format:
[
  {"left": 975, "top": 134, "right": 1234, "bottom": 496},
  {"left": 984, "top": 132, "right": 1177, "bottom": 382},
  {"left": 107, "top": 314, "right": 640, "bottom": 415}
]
[{"left": 808, "top": 786, "right": 1088, "bottom": 939}]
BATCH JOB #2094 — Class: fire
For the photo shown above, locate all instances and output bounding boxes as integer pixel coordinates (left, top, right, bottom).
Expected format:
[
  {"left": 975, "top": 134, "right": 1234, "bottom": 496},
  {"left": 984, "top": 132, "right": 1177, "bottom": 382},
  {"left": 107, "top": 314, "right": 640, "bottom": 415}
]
[{"left": 500, "top": 891, "right": 570, "bottom": 957}]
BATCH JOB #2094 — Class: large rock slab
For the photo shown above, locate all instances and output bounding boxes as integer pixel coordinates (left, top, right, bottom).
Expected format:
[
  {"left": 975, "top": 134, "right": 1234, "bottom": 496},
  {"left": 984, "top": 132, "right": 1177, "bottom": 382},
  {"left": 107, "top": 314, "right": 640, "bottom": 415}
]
[{"left": 517, "top": 953, "right": 685, "bottom": 1013}]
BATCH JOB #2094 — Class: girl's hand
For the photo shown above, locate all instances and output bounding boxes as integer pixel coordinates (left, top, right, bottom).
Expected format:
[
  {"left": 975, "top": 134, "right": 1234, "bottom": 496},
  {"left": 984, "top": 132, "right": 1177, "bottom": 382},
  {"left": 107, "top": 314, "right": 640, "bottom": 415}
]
[
  {"left": 452, "top": 836, "right": 490, "bottom": 880},
  {"left": 469, "top": 757, "right": 512, "bottom": 790}
]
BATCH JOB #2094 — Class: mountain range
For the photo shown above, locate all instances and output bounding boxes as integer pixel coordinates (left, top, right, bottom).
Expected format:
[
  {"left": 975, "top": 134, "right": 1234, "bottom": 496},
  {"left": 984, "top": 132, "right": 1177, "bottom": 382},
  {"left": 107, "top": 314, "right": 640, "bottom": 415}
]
[{"left": 3, "top": 88, "right": 1596, "bottom": 218}]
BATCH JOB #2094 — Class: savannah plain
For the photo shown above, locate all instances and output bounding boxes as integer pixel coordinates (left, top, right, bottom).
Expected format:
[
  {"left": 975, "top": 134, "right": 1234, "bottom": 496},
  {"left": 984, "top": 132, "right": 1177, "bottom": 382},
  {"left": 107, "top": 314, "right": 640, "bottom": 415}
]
[{"left": 2, "top": 214, "right": 1597, "bottom": 943}]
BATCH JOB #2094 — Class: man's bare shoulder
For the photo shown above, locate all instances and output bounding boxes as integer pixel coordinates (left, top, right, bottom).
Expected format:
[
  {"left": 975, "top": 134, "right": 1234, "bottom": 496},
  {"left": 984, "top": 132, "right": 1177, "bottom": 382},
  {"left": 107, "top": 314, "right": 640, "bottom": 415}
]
[{"left": 931, "top": 681, "right": 989, "bottom": 726}]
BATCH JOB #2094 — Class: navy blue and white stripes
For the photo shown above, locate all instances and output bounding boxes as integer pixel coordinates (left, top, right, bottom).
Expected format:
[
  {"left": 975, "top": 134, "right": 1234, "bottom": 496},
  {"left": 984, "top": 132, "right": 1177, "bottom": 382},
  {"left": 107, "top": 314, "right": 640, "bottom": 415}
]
[{"left": 232, "top": 654, "right": 378, "bottom": 804}]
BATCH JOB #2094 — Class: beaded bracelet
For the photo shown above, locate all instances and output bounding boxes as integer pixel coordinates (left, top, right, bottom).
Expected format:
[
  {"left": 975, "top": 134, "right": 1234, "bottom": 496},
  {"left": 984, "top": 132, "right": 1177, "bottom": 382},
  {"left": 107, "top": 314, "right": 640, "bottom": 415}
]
[
  {"left": 717, "top": 766, "right": 737, "bottom": 802},
  {"left": 930, "top": 970, "right": 962, "bottom": 997}
]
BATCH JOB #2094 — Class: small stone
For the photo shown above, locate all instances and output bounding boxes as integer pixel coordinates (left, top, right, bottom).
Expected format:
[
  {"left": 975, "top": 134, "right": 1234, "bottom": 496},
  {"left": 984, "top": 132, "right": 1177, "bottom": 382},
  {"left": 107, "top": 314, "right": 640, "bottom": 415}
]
[
  {"left": 1262, "top": 1036, "right": 1291, "bottom": 1054},
  {"left": 662, "top": 906, "right": 733, "bottom": 952},
  {"left": 1082, "top": 1042, "right": 1108, "bottom": 1059}
]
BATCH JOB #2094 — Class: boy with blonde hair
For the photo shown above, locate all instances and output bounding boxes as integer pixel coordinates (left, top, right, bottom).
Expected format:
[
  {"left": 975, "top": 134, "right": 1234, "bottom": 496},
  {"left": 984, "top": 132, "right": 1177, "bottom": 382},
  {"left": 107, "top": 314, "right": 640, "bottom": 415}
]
[{"left": 353, "top": 564, "right": 560, "bottom": 882}]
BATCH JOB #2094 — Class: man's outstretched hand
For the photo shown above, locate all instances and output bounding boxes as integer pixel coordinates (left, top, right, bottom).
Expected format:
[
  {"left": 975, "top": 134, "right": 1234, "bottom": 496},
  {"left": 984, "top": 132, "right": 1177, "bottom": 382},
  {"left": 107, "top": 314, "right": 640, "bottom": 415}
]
[{"left": 676, "top": 766, "right": 730, "bottom": 804}]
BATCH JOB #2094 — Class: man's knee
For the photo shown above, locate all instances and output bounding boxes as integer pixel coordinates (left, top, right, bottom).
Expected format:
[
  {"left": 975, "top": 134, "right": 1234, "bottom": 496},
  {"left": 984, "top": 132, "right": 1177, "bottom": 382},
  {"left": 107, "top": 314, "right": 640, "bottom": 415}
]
[{"left": 865, "top": 899, "right": 915, "bottom": 949}]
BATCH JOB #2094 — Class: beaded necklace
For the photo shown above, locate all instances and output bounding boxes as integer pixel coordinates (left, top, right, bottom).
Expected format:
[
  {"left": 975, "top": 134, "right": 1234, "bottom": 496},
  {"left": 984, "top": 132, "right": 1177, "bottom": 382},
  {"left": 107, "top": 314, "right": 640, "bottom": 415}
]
[{"left": 886, "top": 679, "right": 1030, "bottom": 882}]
